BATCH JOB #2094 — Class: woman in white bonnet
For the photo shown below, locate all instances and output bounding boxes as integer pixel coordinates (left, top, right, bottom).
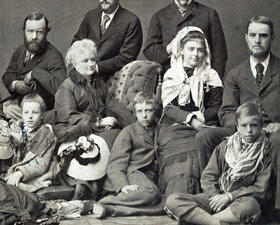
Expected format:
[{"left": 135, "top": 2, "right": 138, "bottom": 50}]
[{"left": 158, "top": 26, "right": 223, "bottom": 197}]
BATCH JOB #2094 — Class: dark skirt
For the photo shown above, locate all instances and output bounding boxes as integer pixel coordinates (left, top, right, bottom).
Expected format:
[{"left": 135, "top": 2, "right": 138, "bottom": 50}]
[{"left": 157, "top": 123, "right": 201, "bottom": 197}]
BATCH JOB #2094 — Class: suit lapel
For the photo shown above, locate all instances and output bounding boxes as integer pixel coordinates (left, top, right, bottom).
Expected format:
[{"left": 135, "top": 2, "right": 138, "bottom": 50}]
[
  {"left": 242, "top": 59, "right": 259, "bottom": 90},
  {"left": 18, "top": 48, "right": 26, "bottom": 72},
  {"left": 259, "top": 54, "right": 278, "bottom": 93},
  {"left": 93, "top": 9, "right": 102, "bottom": 41},
  {"left": 178, "top": 7, "right": 193, "bottom": 25},
  {"left": 171, "top": 1, "right": 193, "bottom": 27},
  {"left": 99, "top": 6, "right": 122, "bottom": 44},
  {"left": 19, "top": 53, "right": 42, "bottom": 74},
  {"left": 135, "top": 122, "right": 154, "bottom": 146}
]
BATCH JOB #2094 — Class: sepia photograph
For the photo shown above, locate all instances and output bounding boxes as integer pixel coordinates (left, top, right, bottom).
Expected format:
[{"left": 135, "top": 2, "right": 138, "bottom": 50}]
[{"left": 0, "top": 0, "right": 280, "bottom": 224}]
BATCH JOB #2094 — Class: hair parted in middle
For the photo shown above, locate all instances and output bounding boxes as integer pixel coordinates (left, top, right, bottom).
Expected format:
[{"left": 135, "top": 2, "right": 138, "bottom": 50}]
[
  {"left": 20, "top": 93, "right": 47, "bottom": 112},
  {"left": 133, "top": 91, "right": 159, "bottom": 111},
  {"left": 180, "top": 30, "right": 207, "bottom": 57}
]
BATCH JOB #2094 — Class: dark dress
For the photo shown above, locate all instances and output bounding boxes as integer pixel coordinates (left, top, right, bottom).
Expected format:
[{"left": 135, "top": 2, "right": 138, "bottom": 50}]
[
  {"left": 53, "top": 69, "right": 136, "bottom": 148},
  {"left": 158, "top": 68, "right": 222, "bottom": 197},
  {"left": 51, "top": 69, "right": 136, "bottom": 199}
]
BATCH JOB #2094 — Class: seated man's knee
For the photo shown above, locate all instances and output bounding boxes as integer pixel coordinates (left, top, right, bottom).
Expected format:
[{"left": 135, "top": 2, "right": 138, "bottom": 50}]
[
  {"left": 145, "top": 184, "right": 160, "bottom": 202},
  {"left": 230, "top": 197, "right": 261, "bottom": 223}
]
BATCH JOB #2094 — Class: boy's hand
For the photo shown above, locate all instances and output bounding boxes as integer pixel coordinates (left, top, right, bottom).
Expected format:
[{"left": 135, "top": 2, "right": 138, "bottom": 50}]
[
  {"left": 190, "top": 118, "right": 203, "bottom": 131},
  {"left": 121, "top": 185, "right": 139, "bottom": 193},
  {"left": 6, "top": 171, "right": 23, "bottom": 187},
  {"left": 99, "top": 117, "right": 118, "bottom": 129},
  {"left": 209, "top": 194, "right": 230, "bottom": 212},
  {"left": 24, "top": 71, "right": 33, "bottom": 85},
  {"left": 14, "top": 81, "right": 30, "bottom": 95},
  {"left": 264, "top": 123, "right": 280, "bottom": 134}
]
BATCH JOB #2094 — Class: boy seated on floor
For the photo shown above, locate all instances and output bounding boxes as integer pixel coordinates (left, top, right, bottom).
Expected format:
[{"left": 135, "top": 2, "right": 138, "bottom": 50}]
[
  {"left": 85, "top": 91, "right": 162, "bottom": 218},
  {"left": 164, "top": 102, "right": 272, "bottom": 225},
  {"left": 2, "top": 93, "right": 57, "bottom": 193}
]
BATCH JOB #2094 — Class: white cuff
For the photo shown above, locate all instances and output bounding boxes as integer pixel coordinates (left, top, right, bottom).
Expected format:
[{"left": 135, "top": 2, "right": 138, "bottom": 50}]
[
  {"left": 10, "top": 80, "right": 17, "bottom": 92},
  {"left": 184, "top": 113, "right": 196, "bottom": 126}
]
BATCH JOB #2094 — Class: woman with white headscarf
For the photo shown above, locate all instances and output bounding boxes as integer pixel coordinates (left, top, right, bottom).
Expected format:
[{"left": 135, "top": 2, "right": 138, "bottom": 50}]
[{"left": 158, "top": 26, "right": 223, "bottom": 197}]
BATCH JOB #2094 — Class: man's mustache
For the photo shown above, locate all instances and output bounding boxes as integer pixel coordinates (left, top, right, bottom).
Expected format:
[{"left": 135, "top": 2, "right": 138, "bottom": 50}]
[{"left": 27, "top": 40, "right": 40, "bottom": 45}]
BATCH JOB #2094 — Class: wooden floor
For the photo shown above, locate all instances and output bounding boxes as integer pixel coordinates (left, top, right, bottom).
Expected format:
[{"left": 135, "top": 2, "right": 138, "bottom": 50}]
[
  {"left": 60, "top": 215, "right": 280, "bottom": 225},
  {"left": 60, "top": 215, "right": 177, "bottom": 225}
]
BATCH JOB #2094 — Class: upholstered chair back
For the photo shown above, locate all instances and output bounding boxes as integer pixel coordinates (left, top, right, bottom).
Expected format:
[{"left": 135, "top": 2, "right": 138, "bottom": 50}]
[{"left": 108, "top": 60, "right": 163, "bottom": 110}]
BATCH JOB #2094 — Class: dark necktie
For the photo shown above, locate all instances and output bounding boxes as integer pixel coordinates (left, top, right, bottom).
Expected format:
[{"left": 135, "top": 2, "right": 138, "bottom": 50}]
[
  {"left": 255, "top": 63, "right": 264, "bottom": 87},
  {"left": 101, "top": 14, "right": 110, "bottom": 35}
]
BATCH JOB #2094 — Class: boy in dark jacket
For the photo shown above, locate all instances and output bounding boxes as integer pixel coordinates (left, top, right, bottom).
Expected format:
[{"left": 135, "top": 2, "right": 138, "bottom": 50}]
[{"left": 90, "top": 91, "right": 162, "bottom": 218}]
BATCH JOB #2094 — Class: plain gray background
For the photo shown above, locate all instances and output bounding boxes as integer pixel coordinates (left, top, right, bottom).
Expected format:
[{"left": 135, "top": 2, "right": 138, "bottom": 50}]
[{"left": 1, "top": 0, "right": 280, "bottom": 99}]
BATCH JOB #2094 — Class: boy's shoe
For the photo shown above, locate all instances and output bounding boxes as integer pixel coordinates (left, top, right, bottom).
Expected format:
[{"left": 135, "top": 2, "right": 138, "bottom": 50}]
[{"left": 92, "top": 203, "right": 107, "bottom": 218}]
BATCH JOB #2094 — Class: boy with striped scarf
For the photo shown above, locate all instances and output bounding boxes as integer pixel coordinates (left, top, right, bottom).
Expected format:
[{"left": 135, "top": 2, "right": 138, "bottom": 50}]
[{"left": 164, "top": 102, "right": 272, "bottom": 225}]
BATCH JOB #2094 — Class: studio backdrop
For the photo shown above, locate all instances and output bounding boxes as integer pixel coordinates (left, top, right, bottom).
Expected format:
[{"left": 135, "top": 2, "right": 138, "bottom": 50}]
[{"left": 0, "top": 0, "right": 279, "bottom": 98}]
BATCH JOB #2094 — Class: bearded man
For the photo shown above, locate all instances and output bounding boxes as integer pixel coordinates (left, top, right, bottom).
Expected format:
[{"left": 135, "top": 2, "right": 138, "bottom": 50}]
[
  {"left": 2, "top": 12, "right": 66, "bottom": 121},
  {"left": 72, "top": 0, "right": 143, "bottom": 81}
]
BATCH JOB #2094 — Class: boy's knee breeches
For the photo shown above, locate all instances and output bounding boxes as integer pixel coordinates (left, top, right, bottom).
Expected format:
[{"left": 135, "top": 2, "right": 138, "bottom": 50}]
[
  {"left": 165, "top": 193, "right": 261, "bottom": 223},
  {"left": 229, "top": 196, "right": 261, "bottom": 223}
]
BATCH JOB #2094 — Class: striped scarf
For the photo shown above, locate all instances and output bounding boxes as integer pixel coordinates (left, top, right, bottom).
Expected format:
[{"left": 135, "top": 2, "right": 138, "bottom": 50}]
[{"left": 219, "top": 131, "right": 268, "bottom": 192}]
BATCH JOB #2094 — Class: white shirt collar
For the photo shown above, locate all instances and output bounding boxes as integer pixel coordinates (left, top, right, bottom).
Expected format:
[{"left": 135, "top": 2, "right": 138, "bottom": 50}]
[
  {"left": 101, "top": 4, "right": 120, "bottom": 28},
  {"left": 23, "top": 124, "right": 35, "bottom": 134},
  {"left": 25, "top": 50, "right": 35, "bottom": 60},
  {"left": 174, "top": 0, "right": 192, "bottom": 12},
  {"left": 250, "top": 53, "right": 270, "bottom": 78}
]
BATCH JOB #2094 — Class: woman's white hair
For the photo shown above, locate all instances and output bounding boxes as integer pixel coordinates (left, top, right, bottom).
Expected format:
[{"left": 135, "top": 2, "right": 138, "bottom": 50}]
[{"left": 65, "top": 39, "right": 97, "bottom": 69}]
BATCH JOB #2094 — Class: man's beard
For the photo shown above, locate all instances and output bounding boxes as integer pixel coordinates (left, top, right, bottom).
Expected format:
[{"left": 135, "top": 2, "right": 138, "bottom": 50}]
[
  {"left": 98, "top": 0, "right": 118, "bottom": 13},
  {"left": 24, "top": 34, "right": 47, "bottom": 54},
  {"left": 249, "top": 46, "right": 270, "bottom": 60}
]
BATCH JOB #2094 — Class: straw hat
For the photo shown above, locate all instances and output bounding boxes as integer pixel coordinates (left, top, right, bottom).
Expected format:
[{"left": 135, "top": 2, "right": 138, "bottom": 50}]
[{"left": 58, "top": 134, "right": 110, "bottom": 181}]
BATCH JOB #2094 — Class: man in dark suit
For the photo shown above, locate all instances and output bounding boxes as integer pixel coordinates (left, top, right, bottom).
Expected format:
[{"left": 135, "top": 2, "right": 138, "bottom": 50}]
[
  {"left": 72, "top": 0, "right": 143, "bottom": 81},
  {"left": 2, "top": 12, "right": 66, "bottom": 121},
  {"left": 143, "top": 0, "right": 227, "bottom": 79},
  {"left": 197, "top": 16, "right": 280, "bottom": 219}
]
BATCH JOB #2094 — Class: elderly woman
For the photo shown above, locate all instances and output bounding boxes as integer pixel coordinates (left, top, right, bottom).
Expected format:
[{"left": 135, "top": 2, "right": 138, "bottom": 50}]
[
  {"left": 53, "top": 39, "right": 135, "bottom": 200},
  {"left": 158, "top": 26, "right": 223, "bottom": 197}
]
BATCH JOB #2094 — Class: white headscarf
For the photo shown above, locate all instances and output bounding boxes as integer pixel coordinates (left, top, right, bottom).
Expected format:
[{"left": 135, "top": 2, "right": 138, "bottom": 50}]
[{"left": 161, "top": 26, "right": 223, "bottom": 112}]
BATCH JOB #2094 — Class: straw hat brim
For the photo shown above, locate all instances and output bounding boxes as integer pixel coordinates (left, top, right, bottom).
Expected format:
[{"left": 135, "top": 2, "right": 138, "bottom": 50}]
[{"left": 58, "top": 134, "right": 110, "bottom": 181}]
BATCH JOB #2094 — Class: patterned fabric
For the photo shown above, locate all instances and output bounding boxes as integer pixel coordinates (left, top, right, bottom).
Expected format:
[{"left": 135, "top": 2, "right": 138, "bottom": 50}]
[
  {"left": 157, "top": 124, "right": 201, "bottom": 196},
  {"left": 219, "top": 131, "right": 268, "bottom": 192},
  {"left": 255, "top": 63, "right": 264, "bottom": 87},
  {"left": 100, "top": 14, "right": 110, "bottom": 35},
  {"left": 108, "top": 60, "right": 162, "bottom": 110}
]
